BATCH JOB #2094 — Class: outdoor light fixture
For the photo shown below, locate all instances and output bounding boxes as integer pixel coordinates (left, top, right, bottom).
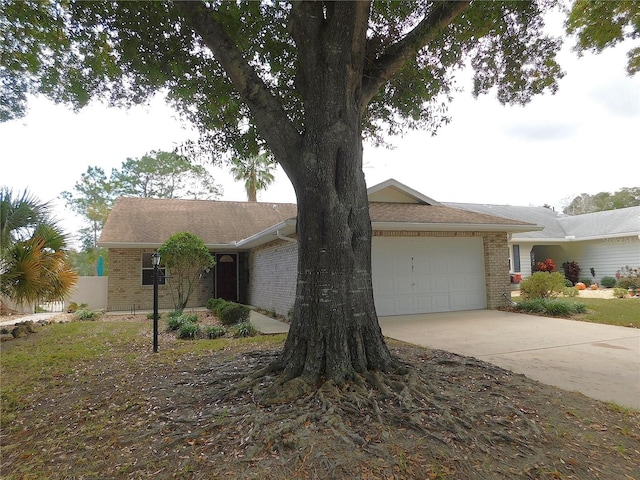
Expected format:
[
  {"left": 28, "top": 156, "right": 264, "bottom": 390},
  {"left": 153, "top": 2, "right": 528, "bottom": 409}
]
[{"left": 151, "top": 252, "right": 161, "bottom": 353}]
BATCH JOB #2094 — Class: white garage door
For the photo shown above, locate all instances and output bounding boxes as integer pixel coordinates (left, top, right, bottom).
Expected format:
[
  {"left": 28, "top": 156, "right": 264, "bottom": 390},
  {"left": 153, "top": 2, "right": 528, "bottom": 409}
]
[{"left": 372, "top": 237, "right": 487, "bottom": 316}]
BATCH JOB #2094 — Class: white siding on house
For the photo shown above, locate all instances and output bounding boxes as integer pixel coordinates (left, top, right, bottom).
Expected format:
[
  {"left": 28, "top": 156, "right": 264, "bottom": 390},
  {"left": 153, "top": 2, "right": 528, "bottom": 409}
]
[
  {"left": 248, "top": 240, "right": 298, "bottom": 317},
  {"left": 568, "top": 236, "right": 640, "bottom": 281},
  {"left": 515, "top": 236, "right": 640, "bottom": 282}
]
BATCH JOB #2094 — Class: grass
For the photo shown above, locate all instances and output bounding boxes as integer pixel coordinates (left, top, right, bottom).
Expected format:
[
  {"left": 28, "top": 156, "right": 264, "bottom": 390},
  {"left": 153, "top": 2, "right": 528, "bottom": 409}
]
[
  {"left": 574, "top": 297, "right": 639, "bottom": 328},
  {"left": 512, "top": 296, "right": 639, "bottom": 328}
]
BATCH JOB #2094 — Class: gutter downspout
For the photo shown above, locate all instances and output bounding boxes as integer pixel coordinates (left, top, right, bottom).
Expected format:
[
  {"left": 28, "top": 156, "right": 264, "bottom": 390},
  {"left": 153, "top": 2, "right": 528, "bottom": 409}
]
[{"left": 277, "top": 229, "right": 297, "bottom": 243}]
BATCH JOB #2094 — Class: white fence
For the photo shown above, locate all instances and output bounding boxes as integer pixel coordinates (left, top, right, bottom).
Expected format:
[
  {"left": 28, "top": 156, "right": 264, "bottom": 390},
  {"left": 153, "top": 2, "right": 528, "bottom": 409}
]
[
  {"left": 2, "top": 276, "right": 109, "bottom": 314},
  {"left": 66, "top": 276, "right": 108, "bottom": 310}
]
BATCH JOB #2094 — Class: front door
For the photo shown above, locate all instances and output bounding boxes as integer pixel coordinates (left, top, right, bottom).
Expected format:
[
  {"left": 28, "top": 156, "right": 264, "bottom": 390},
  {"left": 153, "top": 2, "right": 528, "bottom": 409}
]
[{"left": 216, "top": 253, "right": 238, "bottom": 301}]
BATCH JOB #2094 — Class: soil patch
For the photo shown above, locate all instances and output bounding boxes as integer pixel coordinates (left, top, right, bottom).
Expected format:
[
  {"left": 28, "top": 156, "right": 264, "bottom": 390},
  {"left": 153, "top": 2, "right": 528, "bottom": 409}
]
[{"left": 1, "top": 315, "right": 638, "bottom": 479}]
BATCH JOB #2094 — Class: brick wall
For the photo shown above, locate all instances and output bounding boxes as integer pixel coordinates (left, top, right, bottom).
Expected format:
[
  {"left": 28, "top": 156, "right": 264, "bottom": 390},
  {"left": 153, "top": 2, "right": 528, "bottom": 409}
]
[
  {"left": 481, "top": 233, "right": 511, "bottom": 309},
  {"left": 107, "top": 248, "right": 214, "bottom": 312},
  {"left": 248, "top": 240, "right": 298, "bottom": 317}
]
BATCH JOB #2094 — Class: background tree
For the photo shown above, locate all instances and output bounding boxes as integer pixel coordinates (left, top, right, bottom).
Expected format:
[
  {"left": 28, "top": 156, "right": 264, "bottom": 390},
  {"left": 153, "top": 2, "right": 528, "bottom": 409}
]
[
  {"left": 61, "top": 166, "right": 114, "bottom": 250},
  {"left": 1, "top": 1, "right": 589, "bottom": 386},
  {"left": 62, "top": 150, "right": 222, "bottom": 257},
  {"left": 563, "top": 187, "right": 640, "bottom": 215},
  {"left": 66, "top": 248, "right": 109, "bottom": 276},
  {"left": 566, "top": 0, "right": 640, "bottom": 75},
  {"left": 1, "top": 187, "right": 77, "bottom": 308},
  {"left": 111, "top": 151, "right": 222, "bottom": 200},
  {"left": 157, "top": 232, "right": 215, "bottom": 311},
  {"left": 230, "top": 153, "right": 275, "bottom": 202}
]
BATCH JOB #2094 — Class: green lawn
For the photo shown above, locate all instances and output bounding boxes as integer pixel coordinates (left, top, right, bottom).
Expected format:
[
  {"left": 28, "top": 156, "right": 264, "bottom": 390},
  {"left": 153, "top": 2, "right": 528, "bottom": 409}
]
[{"left": 575, "top": 297, "right": 640, "bottom": 328}]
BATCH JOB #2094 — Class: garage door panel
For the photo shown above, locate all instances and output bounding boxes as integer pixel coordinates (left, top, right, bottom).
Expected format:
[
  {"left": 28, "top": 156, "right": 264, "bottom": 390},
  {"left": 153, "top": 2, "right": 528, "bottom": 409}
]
[
  {"left": 394, "top": 298, "right": 416, "bottom": 316},
  {"left": 374, "top": 277, "right": 395, "bottom": 295},
  {"left": 372, "top": 237, "right": 487, "bottom": 316},
  {"left": 429, "top": 277, "right": 449, "bottom": 293}
]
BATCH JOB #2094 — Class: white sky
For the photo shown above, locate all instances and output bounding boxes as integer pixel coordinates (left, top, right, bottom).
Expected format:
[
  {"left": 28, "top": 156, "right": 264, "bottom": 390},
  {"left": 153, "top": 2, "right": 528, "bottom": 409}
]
[{"left": 1, "top": 17, "right": 638, "bottom": 245}]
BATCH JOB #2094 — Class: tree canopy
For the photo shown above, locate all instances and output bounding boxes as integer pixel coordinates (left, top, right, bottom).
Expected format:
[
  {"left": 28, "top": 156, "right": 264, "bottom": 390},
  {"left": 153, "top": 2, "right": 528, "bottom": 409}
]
[
  {"left": 566, "top": 0, "right": 640, "bottom": 76},
  {"left": 1, "top": 1, "right": 565, "bottom": 151},
  {"left": 563, "top": 187, "right": 640, "bottom": 215}
]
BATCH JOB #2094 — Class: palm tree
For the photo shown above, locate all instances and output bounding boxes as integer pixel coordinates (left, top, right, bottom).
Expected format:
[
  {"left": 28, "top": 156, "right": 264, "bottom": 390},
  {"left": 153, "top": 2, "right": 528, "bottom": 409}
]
[
  {"left": 1, "top": 187, "right": 77, "bottom": 308},
  {"left": 1, "top": 187, "right": 52, "bottom": 249},
  {"left": 230, "top": 153, "right": 275, "bottom": 202}
]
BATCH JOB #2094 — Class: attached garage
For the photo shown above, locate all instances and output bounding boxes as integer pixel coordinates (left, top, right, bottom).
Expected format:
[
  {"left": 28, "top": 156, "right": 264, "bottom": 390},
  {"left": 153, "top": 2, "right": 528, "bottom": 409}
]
[{"left": 372, "top": 236, "right": 487, "bottom": 316}]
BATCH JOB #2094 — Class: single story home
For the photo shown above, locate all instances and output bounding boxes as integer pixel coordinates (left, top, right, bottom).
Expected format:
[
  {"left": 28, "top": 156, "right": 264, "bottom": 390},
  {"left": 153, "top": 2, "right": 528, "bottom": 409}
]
[
  {"left": 98, "top": 179, "right": 540, "bottom": 316},
  {"left": 445, "top": 202, "right": 640, "bottom": 284}
]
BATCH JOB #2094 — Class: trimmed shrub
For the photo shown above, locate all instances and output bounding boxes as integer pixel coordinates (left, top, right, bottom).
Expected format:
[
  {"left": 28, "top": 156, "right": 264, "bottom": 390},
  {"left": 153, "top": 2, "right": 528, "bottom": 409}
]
[
  {"left": 205, "top": 325, "right": 227, "bottom": 339},
  {"left": 166, "top": 313, "right": 198, "bottom": 332},
  {"left": 579, "top": 278, "right": 592, "bottom": 287},
  {"left": 613, "top": 288, "right": 628, "bottom": 298},
  {"left": 519, "top": 272, "right": 566, "bottom": 299},
  {"left": 600, "top": 276, "right": 616, "bottom": 288},
  {"left": 232, "top": 322, "right": 256, "bottom": 338},
  {"left": 615, "top": 267, "right": 640, "bottom": 289},
  {"left": 218, "top": 302, "right": 250, "bottom": 325},
  {"left": 515, "top": 299, "right": 586, "bottom": 317},
  {"left": 178, "top": 322, "right": 201, "bottom": 340},
  {"left": 74, "top": 309, "right": 101, "bottom": 321},
  {"left": 146, "top": 312, "right": 163, "bottom": 320},
  {"left": 67, "top": 302, "right": 87, "bottom": 313},
  {"left": 207, "top": 298, "right": 229, "bottom": 316}
]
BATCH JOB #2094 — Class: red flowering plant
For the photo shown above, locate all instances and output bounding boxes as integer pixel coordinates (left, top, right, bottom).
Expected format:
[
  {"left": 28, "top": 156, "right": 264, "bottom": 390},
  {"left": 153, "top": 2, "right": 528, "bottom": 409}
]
[{"left": 535, "top": 258, "right": 556, "bottom": 273}]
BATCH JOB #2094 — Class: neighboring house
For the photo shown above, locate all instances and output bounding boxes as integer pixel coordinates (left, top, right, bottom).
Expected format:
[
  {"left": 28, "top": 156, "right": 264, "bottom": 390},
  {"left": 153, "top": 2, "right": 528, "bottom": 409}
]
[
  {"left": 98, "top": 179, "right": 539, "bottom": 316},
  {"left": 445, "top": 203, "right": 640, "bottom": 284}
]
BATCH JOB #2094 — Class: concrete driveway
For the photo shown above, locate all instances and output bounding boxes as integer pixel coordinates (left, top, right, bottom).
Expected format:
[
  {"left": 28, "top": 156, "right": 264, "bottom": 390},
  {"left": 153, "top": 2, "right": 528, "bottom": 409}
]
[{"left": 378, "top": 310, "right": 640, "bottom": 409}]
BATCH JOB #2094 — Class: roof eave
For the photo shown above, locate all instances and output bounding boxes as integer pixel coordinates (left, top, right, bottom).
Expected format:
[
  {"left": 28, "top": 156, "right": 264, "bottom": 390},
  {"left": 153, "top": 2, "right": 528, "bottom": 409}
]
[
  {"left": 234, "top": 218, "right": 297, "bottom": 249},
  {"left": 511, "top": 232, "right": 640, "bottom": 242},
  {"left": 98, "top": 241, "right": 239, "bottom": 250},
  {"left": 371, "top": 222, "right": 543, "bottom": 233}
]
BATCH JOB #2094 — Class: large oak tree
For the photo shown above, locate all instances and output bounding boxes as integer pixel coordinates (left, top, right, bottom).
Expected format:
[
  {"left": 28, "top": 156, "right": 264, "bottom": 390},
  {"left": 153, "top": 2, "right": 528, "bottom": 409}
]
[{"left": 2, "top": 1, "right": 565, "bottom": 385}]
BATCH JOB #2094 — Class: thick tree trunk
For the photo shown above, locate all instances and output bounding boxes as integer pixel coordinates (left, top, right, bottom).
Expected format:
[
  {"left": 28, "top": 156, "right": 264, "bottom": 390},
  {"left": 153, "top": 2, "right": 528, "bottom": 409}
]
[
  {"left": 276, "top": 141, "right": 394, "bottom": 385},
  {"left": 274, "top": 2, "right": 394, "bottom": 385}
]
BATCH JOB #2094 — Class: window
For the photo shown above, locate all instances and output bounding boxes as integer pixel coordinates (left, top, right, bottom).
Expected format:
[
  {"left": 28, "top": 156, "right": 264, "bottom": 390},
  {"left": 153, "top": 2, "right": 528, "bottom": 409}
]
[
  {"left": 142, "top": 252, "right": 166, "bottom": 286},
  {"left": 512, "top": 245, "right": 521, "bottom": 273}
]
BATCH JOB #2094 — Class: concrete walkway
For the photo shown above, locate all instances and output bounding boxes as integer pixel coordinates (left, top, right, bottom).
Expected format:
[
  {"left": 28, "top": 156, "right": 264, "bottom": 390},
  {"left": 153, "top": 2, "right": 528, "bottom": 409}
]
[
  {"left": 250, "top": 310, "right": 290, "bottom": 334},
  {"left": 379, "top": 310, "right": 640, "bottom": 409}
]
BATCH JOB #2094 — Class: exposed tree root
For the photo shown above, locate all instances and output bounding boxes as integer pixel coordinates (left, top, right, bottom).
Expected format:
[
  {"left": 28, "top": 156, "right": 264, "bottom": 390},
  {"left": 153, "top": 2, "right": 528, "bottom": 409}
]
[{"left": 147, "top": 345, "right": 555, "bottom": 478}]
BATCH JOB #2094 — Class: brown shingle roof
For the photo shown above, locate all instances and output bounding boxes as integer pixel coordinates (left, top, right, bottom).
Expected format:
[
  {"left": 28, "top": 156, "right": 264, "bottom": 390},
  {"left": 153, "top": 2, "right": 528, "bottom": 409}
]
[
  {"left": 99, "top": 197, "right": 297, "bottom": 246},
  {"left": 368, "top": 203, "right": 533, "bottom": 226},
  {"left": 99, "top": 197, "right": 536, "bottom": 247}
]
